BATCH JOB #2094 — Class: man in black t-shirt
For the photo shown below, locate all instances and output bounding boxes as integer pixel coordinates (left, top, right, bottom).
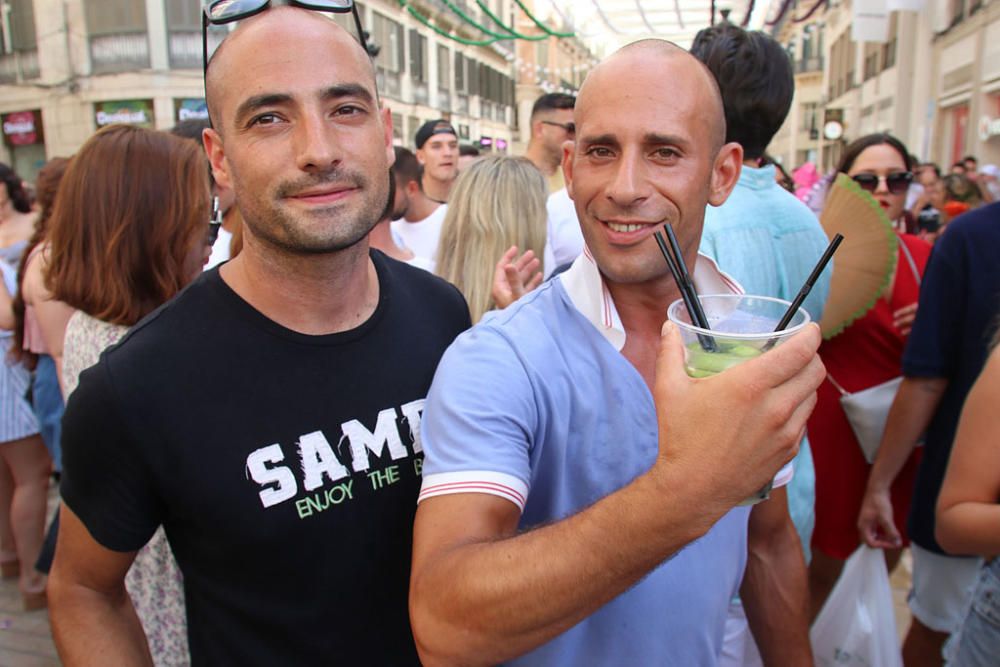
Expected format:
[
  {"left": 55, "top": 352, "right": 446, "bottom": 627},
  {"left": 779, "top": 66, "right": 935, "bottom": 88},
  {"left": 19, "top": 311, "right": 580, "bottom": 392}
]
[{"left": 48, "top": 7, "right": 469, "bottom": 665}]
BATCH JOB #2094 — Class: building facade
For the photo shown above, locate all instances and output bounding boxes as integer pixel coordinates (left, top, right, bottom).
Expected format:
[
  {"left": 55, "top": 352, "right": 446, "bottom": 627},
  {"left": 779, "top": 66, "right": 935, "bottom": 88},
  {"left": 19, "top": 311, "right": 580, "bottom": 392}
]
[
  {"left": 931, "top": 0, "right": 1000, "bottom": 168},
  {"left": 765, "top": 0, "right": 999, "bottom": 174},
  {"left": 0, "top": 0, "right": 522, "bottom": 181}
]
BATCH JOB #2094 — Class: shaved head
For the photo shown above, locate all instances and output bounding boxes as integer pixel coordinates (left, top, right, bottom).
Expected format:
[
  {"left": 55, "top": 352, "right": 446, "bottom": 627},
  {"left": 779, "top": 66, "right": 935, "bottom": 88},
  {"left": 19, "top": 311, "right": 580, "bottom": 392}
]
[
  {"left": 199, "top": 4, "right": 394, "bottom": 259},
  {"left": 577, "top": 39, "right": 726, "bottom": 153},
  {"left": 562, "top": 37, "right": 742, "bottom": 288},
  {"left": 205, "top": 7, "right": 375, "bottom": 131}
]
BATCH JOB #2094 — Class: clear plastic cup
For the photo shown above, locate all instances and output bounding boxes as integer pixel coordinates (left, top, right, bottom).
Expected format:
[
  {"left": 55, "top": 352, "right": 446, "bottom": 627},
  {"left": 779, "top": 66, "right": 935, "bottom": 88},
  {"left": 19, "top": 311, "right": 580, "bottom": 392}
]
[{"left": 667, "top": 294, "right": 811, "bottom": 505}]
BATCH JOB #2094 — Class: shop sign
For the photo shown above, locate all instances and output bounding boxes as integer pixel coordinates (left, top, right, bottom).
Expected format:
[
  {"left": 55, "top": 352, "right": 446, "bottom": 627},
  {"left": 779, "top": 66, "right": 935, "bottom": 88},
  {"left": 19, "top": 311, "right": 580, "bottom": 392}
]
[
  {"left": 479, "top": 136, "right": 493, "bottom": 147},
  {"left": 495, "top": 138, "right": 509, "bottom": 150},
  {"left": 175, "top": 98, "right": 209, "bottom": 123},
  {"left": 94, "top": 100, "right": 154, "bottom": 128},
  {"left": 1, "top": 110, "right": 43, "bottom": 147},
  {"left": 979, "top": 116, "right": 1000, "bottom": 141}
]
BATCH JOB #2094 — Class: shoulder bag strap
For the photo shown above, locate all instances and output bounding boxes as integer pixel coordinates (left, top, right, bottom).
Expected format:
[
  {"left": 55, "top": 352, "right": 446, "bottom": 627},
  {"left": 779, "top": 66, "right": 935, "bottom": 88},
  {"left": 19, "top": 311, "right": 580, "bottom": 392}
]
[{"left": 898, "top": 238, "right": 921, "bottom": 287}]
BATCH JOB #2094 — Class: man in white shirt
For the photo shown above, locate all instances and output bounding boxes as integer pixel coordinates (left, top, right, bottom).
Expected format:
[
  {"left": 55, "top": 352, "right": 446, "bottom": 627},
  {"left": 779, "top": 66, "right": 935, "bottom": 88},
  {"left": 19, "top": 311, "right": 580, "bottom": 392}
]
[
  {"left": 390, "top": 146, "right": 446, "bottom": 267},
  {"left": 414, "top": 119, "right": 458, "bottom": 204}
]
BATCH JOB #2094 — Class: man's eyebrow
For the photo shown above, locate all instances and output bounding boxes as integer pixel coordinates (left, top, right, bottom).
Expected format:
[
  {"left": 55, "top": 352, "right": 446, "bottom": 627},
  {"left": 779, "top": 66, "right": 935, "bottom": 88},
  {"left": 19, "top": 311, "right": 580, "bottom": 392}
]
[
  {"left": 578, "top": 133, "right": 619, "bottom": 147},
  {"left": 643, "top": 132, "right": 690, "bottom": 149},
  {"left": 232, "top": 84, "right": 375, "bottom": 126},
  {"left": 319, "top": 83, "right": 375, "bottom": 105},
  {"left": 234, "top": 93, "right": 293, "bottom": 125}
]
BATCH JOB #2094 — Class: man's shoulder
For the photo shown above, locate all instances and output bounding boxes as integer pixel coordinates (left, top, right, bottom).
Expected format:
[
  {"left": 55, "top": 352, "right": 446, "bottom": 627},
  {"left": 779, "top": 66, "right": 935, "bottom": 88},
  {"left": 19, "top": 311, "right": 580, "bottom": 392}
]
[
  {"left": 377, "top": 251, "right": 468, "bottom": 318},
  {"left": 447, "top": 278, "right": 574, "bottom": 364},
  {"left": 99, "top": 271, "right": 225, "bottom": 369}
]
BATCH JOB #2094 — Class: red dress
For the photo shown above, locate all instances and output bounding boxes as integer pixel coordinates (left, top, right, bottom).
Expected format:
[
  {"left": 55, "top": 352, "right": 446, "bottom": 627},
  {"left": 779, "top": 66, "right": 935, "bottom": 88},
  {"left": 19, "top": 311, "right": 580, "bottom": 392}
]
[{"left": 809, "top": 234, "right": 932, "bottom": 559}]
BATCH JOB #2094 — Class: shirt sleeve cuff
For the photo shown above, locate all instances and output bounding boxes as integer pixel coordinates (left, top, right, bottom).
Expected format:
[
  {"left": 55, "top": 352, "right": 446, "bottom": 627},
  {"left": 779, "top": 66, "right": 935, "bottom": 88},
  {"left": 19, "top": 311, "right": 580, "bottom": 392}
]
[
  {"left": 418, "top": 471, "right": 529, "bottom": 512},
  {"left": 772, "top": 461, "right": 794, "bottom": 489}
]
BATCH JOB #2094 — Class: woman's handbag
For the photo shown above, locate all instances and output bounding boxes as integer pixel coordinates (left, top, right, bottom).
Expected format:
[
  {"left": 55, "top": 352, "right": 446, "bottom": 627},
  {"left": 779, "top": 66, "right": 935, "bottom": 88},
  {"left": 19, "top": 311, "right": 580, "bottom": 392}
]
[
  {"left": 827, "top": 239, "right": 921, "bottom": 464},
  {"left": 829, "top": 375, "right": 903, "bottom": 464}
]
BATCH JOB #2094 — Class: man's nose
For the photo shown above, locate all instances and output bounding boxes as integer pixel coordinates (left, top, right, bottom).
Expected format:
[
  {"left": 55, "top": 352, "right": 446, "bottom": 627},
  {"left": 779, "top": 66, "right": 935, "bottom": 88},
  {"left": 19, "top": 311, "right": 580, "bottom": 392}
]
[
  {"left": 606, "top": 151, "right": 648, "bottom": 207},
  {"left": 294, "top": 111, "right": 341, "bottom": 172}
]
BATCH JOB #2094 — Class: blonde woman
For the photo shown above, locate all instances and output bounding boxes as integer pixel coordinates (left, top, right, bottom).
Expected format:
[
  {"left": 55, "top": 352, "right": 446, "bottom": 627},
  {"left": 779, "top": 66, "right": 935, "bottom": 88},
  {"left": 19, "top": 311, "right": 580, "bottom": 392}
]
[{"left": 436, "top": 156, "right": 547, "bottom": 323}]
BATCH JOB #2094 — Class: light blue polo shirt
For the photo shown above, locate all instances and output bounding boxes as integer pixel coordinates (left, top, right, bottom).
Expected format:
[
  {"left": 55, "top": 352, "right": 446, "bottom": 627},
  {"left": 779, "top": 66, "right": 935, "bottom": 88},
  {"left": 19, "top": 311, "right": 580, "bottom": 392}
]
[{"left": 420, "top": 251, "right": 790, "bottom": 666}]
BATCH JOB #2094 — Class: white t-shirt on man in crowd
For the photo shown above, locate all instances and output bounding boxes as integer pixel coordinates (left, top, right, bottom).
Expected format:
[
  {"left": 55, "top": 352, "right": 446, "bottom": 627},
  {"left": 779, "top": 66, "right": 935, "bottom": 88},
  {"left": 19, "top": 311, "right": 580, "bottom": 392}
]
[{"left": 391, "top": 204, "right": 447, "bottom": 270}]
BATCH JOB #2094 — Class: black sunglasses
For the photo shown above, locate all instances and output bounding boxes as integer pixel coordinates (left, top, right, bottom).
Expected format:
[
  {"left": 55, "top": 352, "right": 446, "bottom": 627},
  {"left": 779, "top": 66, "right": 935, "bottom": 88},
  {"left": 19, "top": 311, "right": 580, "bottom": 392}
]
[
  {"left": 541, "top": 120, "right": 575, "bottom": 135},
  {"left": 851, "top": 171, "right": 913, "bottom": 195},
  {"left": 202, "top": 0, "right": 368, "bottom": 120},
  {"left": 207, "top": 196, "right": 223, "bottom": 247}
]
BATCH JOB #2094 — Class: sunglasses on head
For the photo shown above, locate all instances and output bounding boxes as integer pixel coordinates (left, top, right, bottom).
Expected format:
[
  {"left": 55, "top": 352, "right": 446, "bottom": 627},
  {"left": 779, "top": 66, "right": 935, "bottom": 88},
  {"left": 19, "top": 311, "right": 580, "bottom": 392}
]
[
  {"left": 202, "top": 0, "right": 368, "bottom": 119},
  {"left": 207, "top": 196, "right": 223, "bottom": 247},
  {"left": 851, "top": 171, "right": 913, "bottom": 195}
]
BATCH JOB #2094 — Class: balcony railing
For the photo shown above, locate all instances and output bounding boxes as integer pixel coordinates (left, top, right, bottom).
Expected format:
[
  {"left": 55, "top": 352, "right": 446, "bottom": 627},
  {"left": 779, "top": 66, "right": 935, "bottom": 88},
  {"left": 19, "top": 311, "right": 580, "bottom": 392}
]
[
  {"left": 0, "top": 49, "right": 40, "bottom": 83},
  {"left": 90, "top": 33, "right": 150, "bottom": 73},
  {"left": 376, "top": 69, "right": 402, "bottom": 100},
  {"left": 455, "top": 93, "right": 469, "bottom": 115},
  {"left": 438, "top": 89, "right": 451, "bottom": 112},
  {"left": 412, "top": 80, "right": 429, "bottom": 106},
  {"left": 796, "top": 56, "right": 823, "bottom": 74}
]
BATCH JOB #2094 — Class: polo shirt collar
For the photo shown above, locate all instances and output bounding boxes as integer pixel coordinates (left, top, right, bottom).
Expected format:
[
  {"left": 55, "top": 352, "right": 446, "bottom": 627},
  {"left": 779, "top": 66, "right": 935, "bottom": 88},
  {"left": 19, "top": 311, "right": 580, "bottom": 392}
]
[{"left": 560, "top": 245, "right": 743, "bottom": 352}]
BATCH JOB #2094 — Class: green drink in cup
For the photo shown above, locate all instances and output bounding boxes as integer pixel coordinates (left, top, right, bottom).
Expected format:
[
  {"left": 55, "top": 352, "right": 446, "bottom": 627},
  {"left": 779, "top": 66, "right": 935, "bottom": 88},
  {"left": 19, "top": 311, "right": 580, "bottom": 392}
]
[{"left": 666, "top": 294, "right": 811, "bottom": 506}]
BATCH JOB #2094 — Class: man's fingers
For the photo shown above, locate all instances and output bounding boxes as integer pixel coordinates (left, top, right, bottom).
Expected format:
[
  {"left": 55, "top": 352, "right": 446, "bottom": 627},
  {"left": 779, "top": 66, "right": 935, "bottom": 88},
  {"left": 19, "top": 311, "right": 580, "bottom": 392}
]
[
  {"left": 503, "top": 265, "right": 524, "bottom": 299},
  {"left": 513, "top": 250, "right": 536, "bottom": 272},
  {"left": 519, "top": 258, "right": 541, "bottom": 281},
  {"left": 526, "top": 272, "right": 543, "bottom": 291},
  {"left": 655, "top": 321, "right": 692, "bottom": 392},
  {"left": 735, "top": 324, "right": 822, "bottom": 390},
  {"left": 500, "top": 245, "right": 519, "bottom": 265}
]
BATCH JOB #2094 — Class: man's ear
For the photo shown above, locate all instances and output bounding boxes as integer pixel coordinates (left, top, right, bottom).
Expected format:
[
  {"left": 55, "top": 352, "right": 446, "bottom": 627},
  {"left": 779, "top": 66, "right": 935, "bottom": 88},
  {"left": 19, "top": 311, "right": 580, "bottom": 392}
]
[
  {"left": 202, "top": 127, "right": 232, "bottom": 192},
  {"left": 531, "top": 118, "right": 545, "bottom": 140},
  {"left": 561, "top": 140, "right": 575, "bottom": 200},
  {"left": 415, "top": 148, "right": 427, "bottom": 166},
  {"left": 404, "top": 180, "right": 420, "bottom": 196},
  {"left": 708, "top": 142, "right": 743, "bottom": 207}
]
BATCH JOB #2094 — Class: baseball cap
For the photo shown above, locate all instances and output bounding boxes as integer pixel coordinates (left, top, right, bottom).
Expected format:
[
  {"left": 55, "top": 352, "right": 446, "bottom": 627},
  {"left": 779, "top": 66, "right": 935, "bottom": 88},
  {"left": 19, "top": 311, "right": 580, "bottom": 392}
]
[{"left": 415, "top": 119, "right": 457, "bottom": 149}]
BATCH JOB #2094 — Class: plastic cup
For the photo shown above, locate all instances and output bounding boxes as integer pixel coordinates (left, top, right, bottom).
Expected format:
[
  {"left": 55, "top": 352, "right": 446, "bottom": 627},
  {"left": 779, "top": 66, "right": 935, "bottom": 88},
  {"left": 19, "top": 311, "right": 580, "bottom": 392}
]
[{"left": 667, "top": 294, "right": 811, "bottom": 506}]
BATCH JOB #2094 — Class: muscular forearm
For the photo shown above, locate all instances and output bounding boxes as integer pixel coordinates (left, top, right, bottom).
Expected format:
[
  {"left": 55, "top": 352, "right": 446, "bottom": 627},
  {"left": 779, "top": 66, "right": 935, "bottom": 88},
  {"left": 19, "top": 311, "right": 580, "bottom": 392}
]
[
  {"left": 937, "top": 503, "right": 1000, "bottom": 557},
  {"left": 867, "top": 377, "right": 947, "bottom": 491},
  {"left": 49, "top": 578, "right": 152, "bottom": 666},
  {"left": 410, "top": 468, "right": 727, "bottom": 666},
  {"left": 740, "top": 495, "right": 812, "bottom": 666}
]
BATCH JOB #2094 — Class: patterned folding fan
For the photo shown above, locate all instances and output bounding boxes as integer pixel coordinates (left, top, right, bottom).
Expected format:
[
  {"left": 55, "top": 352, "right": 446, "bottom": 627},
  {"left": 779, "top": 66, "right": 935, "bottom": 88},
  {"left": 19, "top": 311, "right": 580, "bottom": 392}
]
[{"left": 818, "top": 173, "right": 898, "bottom": 339}]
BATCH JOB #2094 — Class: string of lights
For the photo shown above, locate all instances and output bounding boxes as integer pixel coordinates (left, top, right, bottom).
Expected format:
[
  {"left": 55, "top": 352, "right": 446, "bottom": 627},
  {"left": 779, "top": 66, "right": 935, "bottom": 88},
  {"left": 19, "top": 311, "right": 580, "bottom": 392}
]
[
  {"left": 397, "top": 0, "right": 502, "bottom": 45},
  {"left": 511, "top": 0, "right": 575, "bottom": 38},
  {"left": 673, "top": 0, "right": 686, "bottom": 30},
  {"left": 792, "top": 0, "right": 828, "bottom": 23},
  {"left": 438, "top": 0, "right": 512, "bottom": 40},
  {"left": 634, "top": 0, "right": 658, "bottom": 33},
  {"left": 473, "top": 0, "right": 548, "bottom": 41}
]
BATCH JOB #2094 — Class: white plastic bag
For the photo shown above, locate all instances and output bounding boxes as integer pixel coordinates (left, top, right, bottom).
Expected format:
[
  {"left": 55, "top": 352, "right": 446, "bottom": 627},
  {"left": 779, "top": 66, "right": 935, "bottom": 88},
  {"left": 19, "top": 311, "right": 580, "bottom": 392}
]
[{"left": 810, "top": 546, "right": 903, "bottom": 667}]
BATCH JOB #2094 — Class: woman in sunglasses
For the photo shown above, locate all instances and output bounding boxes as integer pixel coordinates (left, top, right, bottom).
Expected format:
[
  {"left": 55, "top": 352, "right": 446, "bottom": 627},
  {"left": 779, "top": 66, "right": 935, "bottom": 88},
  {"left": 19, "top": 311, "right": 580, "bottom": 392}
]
[{"left": 807, "top": 133, "right": 933, "bottom": 619}]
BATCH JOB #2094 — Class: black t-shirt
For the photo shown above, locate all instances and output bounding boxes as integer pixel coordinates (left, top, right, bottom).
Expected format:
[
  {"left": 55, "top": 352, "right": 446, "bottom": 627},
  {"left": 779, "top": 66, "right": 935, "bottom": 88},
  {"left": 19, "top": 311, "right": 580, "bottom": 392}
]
[{"left": 61, "top": 251, "right": 470, "bottom": 665}]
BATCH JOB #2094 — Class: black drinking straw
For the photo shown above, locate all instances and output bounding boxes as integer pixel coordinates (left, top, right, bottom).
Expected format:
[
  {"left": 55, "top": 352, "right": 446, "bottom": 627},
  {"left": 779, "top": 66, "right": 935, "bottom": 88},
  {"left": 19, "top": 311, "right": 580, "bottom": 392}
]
[
  {"left": 773, "top": 233, "right": 844, "bottom": 333},
  {"left": 654, "top": 229, "right": 718, "bottom": 352},
  {"left": 664, "top": 224, "right": 715, "bottom": 330}
]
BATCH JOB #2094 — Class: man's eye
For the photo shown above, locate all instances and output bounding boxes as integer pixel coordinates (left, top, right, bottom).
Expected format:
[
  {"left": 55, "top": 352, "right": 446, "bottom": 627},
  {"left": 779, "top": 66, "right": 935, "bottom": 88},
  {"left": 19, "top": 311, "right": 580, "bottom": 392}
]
[
  {"left": 654, "top": 148, "right": 679, "bottom": 160},
  {"left": 335, "top": 105, "right": 364, "bottom": 116},
  {"left": 249, "top": 113, "right": 281, "bottom": 127},
  {"left": 587, "top": 147, "right": 614, "bottom": 158}
]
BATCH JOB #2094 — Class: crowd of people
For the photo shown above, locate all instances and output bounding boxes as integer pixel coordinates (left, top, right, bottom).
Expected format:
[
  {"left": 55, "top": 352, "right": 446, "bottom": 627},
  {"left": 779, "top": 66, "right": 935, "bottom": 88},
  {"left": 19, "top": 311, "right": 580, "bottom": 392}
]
[{"left": 0, "top": 6, "right": 996, "bottom": 666}]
